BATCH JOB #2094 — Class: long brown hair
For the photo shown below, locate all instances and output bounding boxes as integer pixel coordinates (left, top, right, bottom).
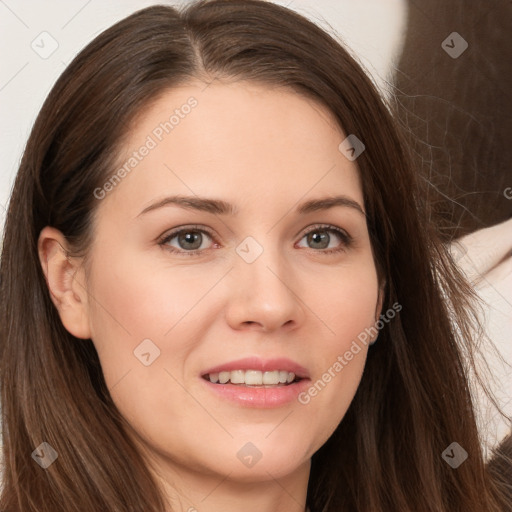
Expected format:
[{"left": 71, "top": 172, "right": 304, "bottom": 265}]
[{"left": 0, "top": 1, "right": 509, "bottom": 510}]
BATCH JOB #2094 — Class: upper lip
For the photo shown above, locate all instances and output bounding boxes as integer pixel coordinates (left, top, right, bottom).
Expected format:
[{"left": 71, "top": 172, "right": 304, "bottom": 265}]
[{"left": 201, "top": 357, "right": 310, "bottom": 379}]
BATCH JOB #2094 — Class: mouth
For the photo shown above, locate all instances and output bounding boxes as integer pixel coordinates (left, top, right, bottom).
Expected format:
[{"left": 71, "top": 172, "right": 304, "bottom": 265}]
[{"left": 199, "top": 357, "right": 310, "bottom": 408}]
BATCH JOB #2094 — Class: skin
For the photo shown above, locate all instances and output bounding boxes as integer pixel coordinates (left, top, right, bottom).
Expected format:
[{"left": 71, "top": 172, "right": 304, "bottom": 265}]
[{"left": 38, "top": 80, "right": 383, "bottom": 512}]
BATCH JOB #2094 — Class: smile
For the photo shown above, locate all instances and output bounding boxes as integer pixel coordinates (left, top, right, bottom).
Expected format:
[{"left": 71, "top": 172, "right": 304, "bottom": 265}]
[{"left": 200, "top": 357, "right": 310, "bottom": 408}]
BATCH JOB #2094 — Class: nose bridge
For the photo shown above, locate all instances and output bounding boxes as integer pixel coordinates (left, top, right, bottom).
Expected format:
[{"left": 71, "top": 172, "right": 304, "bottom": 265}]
[{"left": 227, "top": 233, "right": 302, "bottom": 330}]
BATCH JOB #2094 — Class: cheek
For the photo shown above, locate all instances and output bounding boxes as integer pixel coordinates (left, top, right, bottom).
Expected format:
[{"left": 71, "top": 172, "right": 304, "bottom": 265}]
[
  {"left": 313, "top": 256, "right": 380, "bottom": 349},
  {"left": 86, "top": 243, "right": 213, "bottom": 339},
  {"left": 329, "top": 281, "right": 379, "bottom": 347},
  {"left": 298, "top": 261, "right": 379, "bottom": 438},
  {"left": 84, "top": 254, "right": 208, "bottom": 442},
  {"left": 83, "top": 248, "right": 208, "bottom": 388}
]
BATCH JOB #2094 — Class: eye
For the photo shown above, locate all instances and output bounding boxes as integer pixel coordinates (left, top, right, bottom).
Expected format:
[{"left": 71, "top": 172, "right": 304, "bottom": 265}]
[
  {"left": 158, "top": 223, "right": 352, "bottom": 257},
  {"left": 296, "top": 224, "right": 352, "bottom": 254},
  {"left": 159, "top": 225, "right": 216, "bottom": 256}
]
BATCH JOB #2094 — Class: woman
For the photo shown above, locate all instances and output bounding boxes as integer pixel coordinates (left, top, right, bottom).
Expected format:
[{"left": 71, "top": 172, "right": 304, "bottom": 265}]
[{"left": 0, "top": 1, "right": 510, "bottom": 510}]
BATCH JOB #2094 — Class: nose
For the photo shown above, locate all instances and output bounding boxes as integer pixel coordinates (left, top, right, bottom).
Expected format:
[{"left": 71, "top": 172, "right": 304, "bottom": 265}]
[{"left": 224, "top": 242, "right": 304, "bottom": 333}]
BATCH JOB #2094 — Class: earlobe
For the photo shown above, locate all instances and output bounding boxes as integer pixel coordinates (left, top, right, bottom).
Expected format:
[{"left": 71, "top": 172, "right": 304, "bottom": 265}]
[{"left": 37, "top": 226, "right": 91, "bottom": 339}]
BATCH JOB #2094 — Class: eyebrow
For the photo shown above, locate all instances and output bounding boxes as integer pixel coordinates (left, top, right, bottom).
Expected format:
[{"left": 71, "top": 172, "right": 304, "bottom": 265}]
[{"left": 137, "top": 194, "right": 366, "bottom": 218}]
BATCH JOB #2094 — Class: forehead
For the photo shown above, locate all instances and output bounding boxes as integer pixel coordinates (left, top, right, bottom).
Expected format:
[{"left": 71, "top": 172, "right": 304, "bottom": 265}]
[{"left": 100, "top": 80, "right": 364, "bottom": 218}]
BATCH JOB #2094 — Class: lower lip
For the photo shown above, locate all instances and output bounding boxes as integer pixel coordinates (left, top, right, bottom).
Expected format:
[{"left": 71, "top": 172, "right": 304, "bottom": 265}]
[{"left": 201, "top": 377, "right": 311, "bottom": 408}]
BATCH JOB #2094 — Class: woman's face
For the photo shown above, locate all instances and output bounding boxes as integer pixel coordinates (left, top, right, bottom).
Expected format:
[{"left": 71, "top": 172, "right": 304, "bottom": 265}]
[{"left": 58, "top": 81, "right": 382, "bottom": 485}]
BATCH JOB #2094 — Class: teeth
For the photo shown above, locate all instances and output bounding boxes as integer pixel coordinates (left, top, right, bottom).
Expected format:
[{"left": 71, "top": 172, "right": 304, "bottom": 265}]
[
  {"left": 207, "top": 370, "right": 297, "bottom": 386},
  {"left": 263, "top": 370, "right": 279, "bottom": 384},
  {"left": 245, "top": 370, "right": 263, "bottom": 385},
  {"left": 230, "top": 370, "right": 245, "bottom": 384}
]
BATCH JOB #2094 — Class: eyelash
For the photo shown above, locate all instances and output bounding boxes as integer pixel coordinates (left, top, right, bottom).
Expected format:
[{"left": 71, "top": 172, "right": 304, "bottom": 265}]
[{"left": 158, "top": 224, "right": 353, "bottom": 257}]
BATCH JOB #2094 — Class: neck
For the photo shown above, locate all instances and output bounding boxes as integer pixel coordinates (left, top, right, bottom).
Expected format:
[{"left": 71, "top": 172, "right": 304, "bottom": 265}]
[{"left": 150, "top": 454, "right": 311, "bottom": 512}]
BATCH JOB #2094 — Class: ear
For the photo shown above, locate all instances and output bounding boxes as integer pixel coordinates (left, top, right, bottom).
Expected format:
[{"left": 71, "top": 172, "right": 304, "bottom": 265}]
[
  {"left": 37, "top": 226, "right": 92, "bottom": 339},
  {"left": 375, "top": 280, "right": 386, "bottom": 320},
  {"left": 370, "top": 280, "right": 386, "bottom": 344}
]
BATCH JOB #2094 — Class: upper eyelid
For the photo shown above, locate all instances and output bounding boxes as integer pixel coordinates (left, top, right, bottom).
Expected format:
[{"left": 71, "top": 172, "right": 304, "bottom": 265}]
[{"left": 160, "top": 225, "right": 215, "bottom": 242}]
